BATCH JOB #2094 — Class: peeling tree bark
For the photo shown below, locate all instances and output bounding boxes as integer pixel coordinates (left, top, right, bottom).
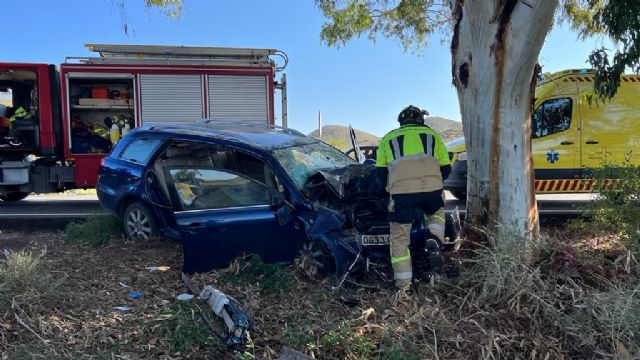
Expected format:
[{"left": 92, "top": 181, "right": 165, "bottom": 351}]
[{"left": 451, "top": 0, "right": 557, "bottom": 248}]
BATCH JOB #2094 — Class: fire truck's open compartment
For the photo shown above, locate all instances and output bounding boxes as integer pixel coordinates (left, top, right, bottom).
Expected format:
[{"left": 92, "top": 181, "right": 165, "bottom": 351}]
[
  {"left": 0, "top": 69, "right": 40, "bottom": 150},
  {"left": 66, "top": 75, "right": 135, "bottom": 154}
]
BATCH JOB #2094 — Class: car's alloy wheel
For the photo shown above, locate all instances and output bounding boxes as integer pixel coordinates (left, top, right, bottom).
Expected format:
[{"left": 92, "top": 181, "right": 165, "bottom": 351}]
[{"left": 123, "top": 202, "right": 157, "bottom": 240}]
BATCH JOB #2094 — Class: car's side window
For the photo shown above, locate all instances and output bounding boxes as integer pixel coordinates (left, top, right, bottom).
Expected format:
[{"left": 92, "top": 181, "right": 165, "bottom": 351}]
[
  {"left": 119, "top": 137, "right": 165, "bottom": 165},
  {"left": 167, "top": 167, "right": 272, "bottom": 211},
  {"left": 532, "top": 98, "right": 573, "bottom": 138}
]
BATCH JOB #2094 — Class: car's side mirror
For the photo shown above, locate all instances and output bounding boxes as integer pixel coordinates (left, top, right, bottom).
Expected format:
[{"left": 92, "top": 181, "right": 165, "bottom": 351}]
[
  {"left": 363, "top": 159, "right": 376, "bottom": 166},
  {"left": 270, "top": 189, "right": 293, "bottom": 225}
]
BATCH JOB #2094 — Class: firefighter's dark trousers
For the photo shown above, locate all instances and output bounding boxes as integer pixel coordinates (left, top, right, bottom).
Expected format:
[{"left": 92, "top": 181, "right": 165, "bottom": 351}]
[{"left": 388, "top": 189, "right": 445, "bottom": 288}]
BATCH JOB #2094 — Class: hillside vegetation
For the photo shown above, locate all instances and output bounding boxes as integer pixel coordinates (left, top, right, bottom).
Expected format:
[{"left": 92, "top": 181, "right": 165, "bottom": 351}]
[{"left": 309, "top": 117, "right": 463, "bottom": 150}]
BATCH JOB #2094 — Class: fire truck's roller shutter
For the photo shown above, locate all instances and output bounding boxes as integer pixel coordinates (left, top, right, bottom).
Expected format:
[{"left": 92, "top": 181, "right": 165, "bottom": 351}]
[
  {"left": 140, "top": 74, "right": 203, "bottom": 123},
  {"left": 208, "top": 75, "right": 268, "bottom": 124}
]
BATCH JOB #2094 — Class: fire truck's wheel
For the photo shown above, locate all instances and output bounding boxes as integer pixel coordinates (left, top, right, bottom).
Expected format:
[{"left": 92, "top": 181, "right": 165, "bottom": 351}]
[
  {"left": 0, "top": 192, "right": 30, "bottom": 202},
  {"left": 123, "top": 202, "right": 158, "bottom": 240},
  {"left": 301, "top": 239, "right": 337, "bottom": 276},
  {"left": 451, "top": 191, "right": 466, "bottom": 201}
]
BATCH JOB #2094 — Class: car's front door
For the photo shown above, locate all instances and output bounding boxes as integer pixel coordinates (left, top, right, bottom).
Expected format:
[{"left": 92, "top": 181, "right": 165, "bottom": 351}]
[{"left": 166, "top": 165, "right": 301, "bottom": 273}]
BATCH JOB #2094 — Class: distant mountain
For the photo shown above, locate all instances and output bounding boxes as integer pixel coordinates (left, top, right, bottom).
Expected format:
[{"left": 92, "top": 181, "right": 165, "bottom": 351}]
[
  {"left": 0, "top": 98, "right": 11, "bottom": 107},
  {"left": 308, "top": 125, "right": 380, "bottom": 150},
  {"left": 308, "top": 117, "right": 463, "bottom": 151},
  {"left": 424, "top": 116, "right": 464, "bottom": 142}
]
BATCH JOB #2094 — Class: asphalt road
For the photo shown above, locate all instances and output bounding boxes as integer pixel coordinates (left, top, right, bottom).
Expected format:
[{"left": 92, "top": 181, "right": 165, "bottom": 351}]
[{"left": 0, "top": 192, "right": 594, "bottom": 221}]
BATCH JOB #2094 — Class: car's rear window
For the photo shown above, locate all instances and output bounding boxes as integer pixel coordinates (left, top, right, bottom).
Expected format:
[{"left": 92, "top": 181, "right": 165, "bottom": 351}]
[{"left": 119, "top": 137, "right": 164, "bottom": 165}]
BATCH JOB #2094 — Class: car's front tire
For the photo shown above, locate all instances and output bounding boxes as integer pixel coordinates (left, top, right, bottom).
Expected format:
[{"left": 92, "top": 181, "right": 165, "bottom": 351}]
[{"left": 123, "top": 201, "right": 158, "bottom": 240}]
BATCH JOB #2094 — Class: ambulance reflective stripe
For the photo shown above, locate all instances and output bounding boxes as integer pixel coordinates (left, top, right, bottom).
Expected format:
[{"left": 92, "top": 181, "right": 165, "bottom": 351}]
[{"left": 533, "top": 179, "right": 621, "bottom": 192}]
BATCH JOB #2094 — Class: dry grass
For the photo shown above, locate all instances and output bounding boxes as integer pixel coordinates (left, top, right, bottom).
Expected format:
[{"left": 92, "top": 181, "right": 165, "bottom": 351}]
[{"left": 0, "top": 224, "right": 638, "bottom": 359}]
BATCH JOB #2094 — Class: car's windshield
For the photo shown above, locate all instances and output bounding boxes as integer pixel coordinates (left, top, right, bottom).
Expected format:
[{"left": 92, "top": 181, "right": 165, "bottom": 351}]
[{"left": 271, "top": 141, "right": 356, "bottom": 189}]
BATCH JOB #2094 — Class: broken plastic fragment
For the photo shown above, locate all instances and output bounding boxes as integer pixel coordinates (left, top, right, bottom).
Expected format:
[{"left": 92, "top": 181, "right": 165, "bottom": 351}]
[
  {"left": 127, "top": 291, "right": 144, "bottom": 299},
  {"left": 113, "top": 306, "right": 131, "bottom": 314},
  {"left": 176, "top": 293, "right": 195, "bottom": 301}
]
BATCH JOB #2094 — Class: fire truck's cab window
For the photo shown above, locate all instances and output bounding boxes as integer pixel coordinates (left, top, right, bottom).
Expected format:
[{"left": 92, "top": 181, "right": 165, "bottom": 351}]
[
  {"left": 532, "top": 98, "right": 573, "bottom": 138},
  {"left": 0, "top": 70, "right": 39, "bottom": 149},
  {"left": 68, "top": 76, "right": 135, "bottom": 154}
]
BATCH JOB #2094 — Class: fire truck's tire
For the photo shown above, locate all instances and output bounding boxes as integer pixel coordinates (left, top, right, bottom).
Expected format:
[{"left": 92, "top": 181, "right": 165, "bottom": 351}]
[
  {"left": 450, "top": 191, "right": 466, "bottom": 201},
  {"left": 0, "top": 192, "right": 30, "bottom": 202},
  {"left": 122, "top": 201, "right": 158, "bottom": 240}
]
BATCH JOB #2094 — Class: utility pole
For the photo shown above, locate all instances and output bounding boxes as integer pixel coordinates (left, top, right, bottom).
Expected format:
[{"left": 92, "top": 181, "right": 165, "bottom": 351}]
[{"left": 318, "top": 111, "right": 322, "bottom": 139}]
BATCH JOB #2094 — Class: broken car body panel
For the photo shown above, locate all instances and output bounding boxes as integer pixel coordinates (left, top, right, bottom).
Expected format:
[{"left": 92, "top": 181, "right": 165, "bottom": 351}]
[{"left": 97, "top": 123, "right": 453, "bottom": 275}]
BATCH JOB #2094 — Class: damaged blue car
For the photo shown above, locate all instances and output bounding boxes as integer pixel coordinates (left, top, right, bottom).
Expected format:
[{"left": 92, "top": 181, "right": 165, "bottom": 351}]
[{"left": 97, "top": 122, "right": 457, "bottom": 274}]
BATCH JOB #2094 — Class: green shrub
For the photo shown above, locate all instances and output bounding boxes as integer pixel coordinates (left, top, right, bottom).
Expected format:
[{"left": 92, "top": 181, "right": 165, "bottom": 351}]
[
  {"left": 143, "top": 302, "right": 221, "bottom": 353},
  {"left": 65, "top": 215, "right": 122, "bottom": 245},
  {"left": 0, "top": 250, "right": 55, "bottom": 295},
  {"left": 312, "top": 321, "right": 375, "bottom": 360},
  {"left": 582, "top": 164, "right": 640, "bottom": 250},
  {"left": 219, "top": 255, "right": 293, "bottom": 296}
]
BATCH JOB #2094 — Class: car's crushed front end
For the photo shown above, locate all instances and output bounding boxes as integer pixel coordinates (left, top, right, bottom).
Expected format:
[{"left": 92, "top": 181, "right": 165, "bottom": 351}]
[{"left": 300, "top": 164, "right": 441, "bottom": 275}]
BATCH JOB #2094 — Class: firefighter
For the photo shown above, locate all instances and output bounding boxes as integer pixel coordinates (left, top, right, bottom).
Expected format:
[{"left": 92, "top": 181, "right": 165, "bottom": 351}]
[{"left": 376, "top": 105, "right": 451, "bottom": 289}]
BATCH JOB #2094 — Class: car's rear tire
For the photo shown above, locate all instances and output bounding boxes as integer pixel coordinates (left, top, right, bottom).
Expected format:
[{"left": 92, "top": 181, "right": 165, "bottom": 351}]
[
  {"left": 123, "top": 201, "right": 158, "bottom": 240},
  {"left": 450, "top": 191, "right": 466, "bottom": 201},
  {"left": 0, "top": 192, "right": 30, "bottom": 202}
]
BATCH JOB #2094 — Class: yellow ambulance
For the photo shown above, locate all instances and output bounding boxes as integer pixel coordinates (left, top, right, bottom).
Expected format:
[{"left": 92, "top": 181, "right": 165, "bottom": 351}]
[{"left": 445, "top": 69, "right": 640, "bottom": 200}]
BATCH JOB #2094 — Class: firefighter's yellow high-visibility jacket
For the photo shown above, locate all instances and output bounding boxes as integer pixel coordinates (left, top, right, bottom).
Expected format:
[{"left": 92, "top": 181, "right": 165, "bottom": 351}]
[{"left": 376, "top": 124, "right": 450, "bottom": 194}]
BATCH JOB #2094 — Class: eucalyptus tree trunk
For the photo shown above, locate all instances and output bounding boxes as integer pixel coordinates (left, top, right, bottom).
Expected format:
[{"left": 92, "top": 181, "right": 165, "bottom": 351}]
[{"left": 451, "top": 0, "right": 557, "bottom": 247}]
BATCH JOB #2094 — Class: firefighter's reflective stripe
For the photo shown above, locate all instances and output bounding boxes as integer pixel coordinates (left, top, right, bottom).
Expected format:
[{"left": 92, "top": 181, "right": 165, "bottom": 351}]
[
  {"left": 533, "top": 179, "right": 618, "bottom": 193},
  {"left": 389, "top": 222, "right": 412, "bottom": 287},
  {"left": 391, "top": 250, "right": 411, "bottom": 264},
  {"left": 419, "top": 133, "right": 435, "bottom": 157},
  {"left": 390, "top": 135, "right": 404, "bottom": 160},
  {"left": 394, "top": 271, "right": 413, "bottom": 280},
  {"left": 427, "top": 209, "right": 446, "bottom": 240}
]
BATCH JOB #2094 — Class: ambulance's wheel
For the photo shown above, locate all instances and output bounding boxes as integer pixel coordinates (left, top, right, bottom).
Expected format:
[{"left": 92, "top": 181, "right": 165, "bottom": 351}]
[
  {"left": 0, "top": 192, "right": 29, "bottom": 202},
  {"left": 451, "top": 191, "right": 466, "bottom": 201}
]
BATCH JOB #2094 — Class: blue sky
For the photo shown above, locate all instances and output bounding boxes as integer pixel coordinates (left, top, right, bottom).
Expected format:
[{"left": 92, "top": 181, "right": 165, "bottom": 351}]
[{"left": 1, "top": 0, "right": 612, "bottom": 137}]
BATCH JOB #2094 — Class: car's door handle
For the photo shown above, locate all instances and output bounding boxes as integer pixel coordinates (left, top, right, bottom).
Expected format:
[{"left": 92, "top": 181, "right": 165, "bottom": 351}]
[
  {"left": 187, "top": 222, "right": 206, "bottom": 229},
  {"left": 585, "top": 140, "right": 599, "bottom": 144},
  {"left": 560, "top": 141, "right": 574, "bottom": 145}
]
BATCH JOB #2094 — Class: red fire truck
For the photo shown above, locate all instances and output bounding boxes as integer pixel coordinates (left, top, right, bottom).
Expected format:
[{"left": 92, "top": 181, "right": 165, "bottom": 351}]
[{"left": 0, "top": 44, "right": 288, "bottom": 201}]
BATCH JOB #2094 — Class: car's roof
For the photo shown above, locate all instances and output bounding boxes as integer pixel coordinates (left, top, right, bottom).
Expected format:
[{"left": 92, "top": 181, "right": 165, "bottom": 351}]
[{"left": 138, "top": 121, "right": 319, "bottom": 150}]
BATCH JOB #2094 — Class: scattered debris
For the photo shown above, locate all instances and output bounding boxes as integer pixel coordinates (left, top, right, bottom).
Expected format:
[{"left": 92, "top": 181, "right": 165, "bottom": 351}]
[
  {"left": 181, "top": 272, "right": 252, "bottom": 349},
  {"left": 118, "top": 282, "right": 131, "bottom": 288},
  {"left": 145, "top": 266, "right": 171, "bottom": 272},
  {"left": 112, "top": 306, "right": 132, "bottom": 314},
  {"left": 127, "top": 291, "right": 144, "bottom": 299},
  {"left": 176, "top": 293, "right": 194, "bottom": 301}
]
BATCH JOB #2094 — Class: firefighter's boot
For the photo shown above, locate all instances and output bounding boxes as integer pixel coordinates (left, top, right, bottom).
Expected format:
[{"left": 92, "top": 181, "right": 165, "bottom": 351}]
[
  {"left": 389, "top": 222, "right": 412, "bottom": 288},
  {"left": 426, "top": 207, "right": 446, "bottom": 273}
]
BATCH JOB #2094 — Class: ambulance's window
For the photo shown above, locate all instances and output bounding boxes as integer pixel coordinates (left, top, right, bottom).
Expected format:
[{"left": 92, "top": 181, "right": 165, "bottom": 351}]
[{"left": 532, "top": 98, "right": 572, "bottom": 138}]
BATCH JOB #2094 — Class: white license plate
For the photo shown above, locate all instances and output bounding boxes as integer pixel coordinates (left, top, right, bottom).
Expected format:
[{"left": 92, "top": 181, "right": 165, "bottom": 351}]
[{"left": 360, "top": 234, "right": 390, "bottom": 245}]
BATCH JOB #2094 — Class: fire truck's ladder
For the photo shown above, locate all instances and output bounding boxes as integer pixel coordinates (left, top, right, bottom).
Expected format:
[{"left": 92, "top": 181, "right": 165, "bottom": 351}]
[{"left": 66, "top": 44, "right": 288, "bottom": 70}]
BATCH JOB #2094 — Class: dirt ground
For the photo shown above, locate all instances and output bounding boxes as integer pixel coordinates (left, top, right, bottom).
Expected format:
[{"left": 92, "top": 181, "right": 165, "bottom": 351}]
[{"left": 0, "top": 225, "right": 638, "bottom": 360}]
